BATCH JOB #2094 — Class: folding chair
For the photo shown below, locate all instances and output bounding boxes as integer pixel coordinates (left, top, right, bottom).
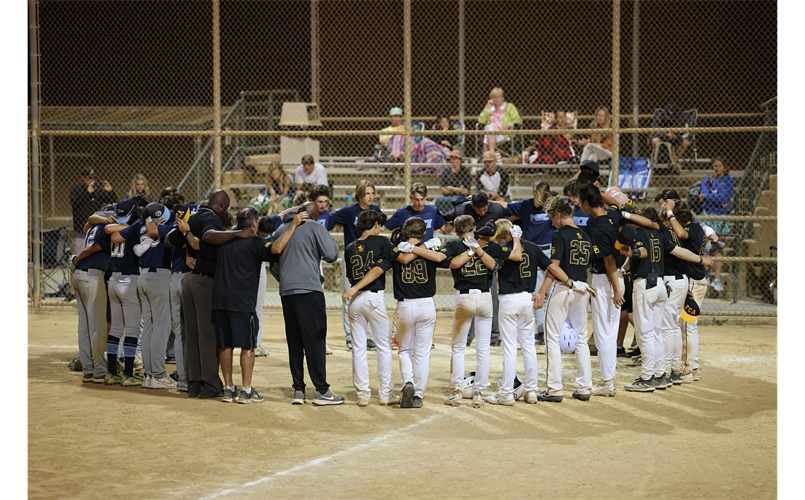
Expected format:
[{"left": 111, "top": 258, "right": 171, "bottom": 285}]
[
  {"left": 430, "top": 120, "right": 465, "bottom": 149},
  {"left": 474, "top": 117, "right": 523, "bottom": 160},
  {"left": 608, "top": 157, "right": 653, "bottom": 201},
  {"left": 648, "top": 107, "right": 698, "bottom": 173},
  {"left": 41, "top": 227, "right": 73, "bottom": 300}
]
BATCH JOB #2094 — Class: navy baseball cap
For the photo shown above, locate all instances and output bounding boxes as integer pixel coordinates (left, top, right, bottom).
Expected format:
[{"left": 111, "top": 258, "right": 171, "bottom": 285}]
[
  {"left": 145, "top": 202, "right": 169, "bottom": 221},
  {"left": 115, "top": 199, "right": 138, "bottom": 224},
  {"left": 578, "top": 160, "right": 600, "bottom": 185}
]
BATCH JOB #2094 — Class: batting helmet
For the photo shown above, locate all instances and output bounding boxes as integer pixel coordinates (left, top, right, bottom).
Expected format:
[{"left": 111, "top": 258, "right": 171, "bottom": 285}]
[
  {"left": 498, "top": 374, "right": 526, "bottom": 400},
  {"left": 559, "top": 320, "right": 578, "bottom": 354},
  {"left": 461, "top": 372, "right": 476, "bottom": 399}
]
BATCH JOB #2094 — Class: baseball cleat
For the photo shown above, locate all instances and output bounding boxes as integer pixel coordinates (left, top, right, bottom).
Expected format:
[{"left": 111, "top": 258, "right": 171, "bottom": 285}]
[
  {"left": 692, "top": 368, "right": 702, "bottom": 381},
  {"left": 254, "top": 345, "right": 269, "bottom": 357},
  {"left": 572, "top": 391, "right": 591, "bottom": 402},
  {"left": 486, "top": 393, "right": 516, "bottom": 406},
  {"left": 325, "top": 343, "right": 333, "bottom": 355},
  {"left": 669, "top": 372, "right": 683, "bottom": 385},
  {"left": 654, "top": 375, "right": 668, "bottom": 390},
  {"left": 444, "top": 390, "right": 463, "bottom": 406},
  {"left": 312, "top": 390, "right": 345, "bottom": 406},
  {"left": 525, "top": 391, "right": 539, "bottom": 404},
  {"left": 411, "top": 396, "right": 423, "bottom": 408},
  {"left": 591, "top": 379, "right": 616, "bottom": 397},
  {"left": 366, "top": 339, "right": 377, "bottom": 351},
  {"left": 238, "top": 388, "right": 264, "bottom": 404},
  {"left": 536, "top": 391, "right": 563, "bottom": 403},
  {"left": 624, "top": 377, "right": 655, "bottom": 392},
  {"left": 471, "top": 391, "right": 485, "bottom": 408},
  {"left": 222, "top": 386, "right": 239, "bottom": 402},
  {"left": 142, "top": 375, "right": 154, "bottom": 389},
  {"left": 380, "top": 394, "right": 402, "bottom": 406},
  {"left": 534, "top": 332, "right": 545, "bottom": 345},
  {"left": 69, "top": 356, "right": 83, "bottom": 372},
  {"left": 121, "top": 374, "right": 144, "bottom": 387},
  {"left": 357, "top": 395, "right": 370, "bottom": 407},
  {"left": 176, "top": 381, "right": 189, "bottom": 392},
  {"left": 81, "top": 373, "right": 94, "bottom": 383},
  {"left": 91, "top": 375, "right": 106, "bottom": 384},
  {"left": 345, "top": 340, "right": 353, "bottom": 351},
  {"left": 400, "top": 382, "right": 415, "bottom": 408},
  {"left": 680, "top": 372, "right": 694, "bottom": 384},
  {"left": 103, "top": 373, "right": 122, "bottom": 386},
  {"left": 292, "top": 390, "right": 305, "bottom": 405}
]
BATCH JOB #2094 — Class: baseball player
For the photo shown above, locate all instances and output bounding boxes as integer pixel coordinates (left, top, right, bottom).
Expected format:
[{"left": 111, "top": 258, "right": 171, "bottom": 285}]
[
  {"left": 506, "top": 180, "right": 555, "bottom": 344},
  {"left": 102, "top": 198, "right": 144, "bottom": 386},
  {"left": 137, "top": 202, "right": 175, "bottom": 389},
  {"left": 577, "top": 184, "right": 625, "bottom": 397},
  {"left": 339, "top": 210, "right": 404, "bottom": 407},
  {"left": 563, "top": 179, "right": 594, "bottom": 235},
  {"left": 441, "top": 215, "right": 520, "bottom": 407},
  {"left": 328, "top": 180, "right": 385, "bottom": 352},
  {"left": 69, "top": 214, "right": 113, "bottom": 383},
  {"left": 534, "top": 196, "right": 596, "bottom": 403},
  {"left": 485, "top": 219, "right": 574, "bottom": 405},
  {"left": 382, "top": 182, "right": 445, "bottom": 243},
  {"left": 618, "top": 211, "right": 712, "bottom": 392},
  {"left": 664, "top": 199, "right": 709, "bottom": 383}
]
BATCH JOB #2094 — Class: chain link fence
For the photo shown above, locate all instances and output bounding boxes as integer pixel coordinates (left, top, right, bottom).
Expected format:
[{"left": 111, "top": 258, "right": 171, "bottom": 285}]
[{"left": 29, "top": 0, "right": 777, "bottom": 317}]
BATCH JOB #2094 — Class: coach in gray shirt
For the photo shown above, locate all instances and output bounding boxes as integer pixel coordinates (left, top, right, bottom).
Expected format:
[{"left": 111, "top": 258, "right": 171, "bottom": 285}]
[{"left": 271, "top": 203, "right": 344, "bottom": 406}]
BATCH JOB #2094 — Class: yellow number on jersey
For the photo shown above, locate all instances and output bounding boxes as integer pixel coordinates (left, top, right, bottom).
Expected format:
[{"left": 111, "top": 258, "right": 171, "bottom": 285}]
[
  {"left": 401, "top": 259, "right": 428, "bottom": 284},
  {"left": 569, "top": 240, "right": 590, "bottom": 266},
  {"left": 519, "top": 253, "right": 532, "bottom": 278}
]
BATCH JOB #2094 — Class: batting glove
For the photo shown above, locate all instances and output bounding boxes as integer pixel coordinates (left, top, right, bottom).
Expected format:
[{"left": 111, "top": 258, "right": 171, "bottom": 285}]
[
  {"left": 424, "top": 237, "right": 441, "bottom": 250},
  {"left": 463, "top": 237, "right": 480, "bottom": 249},
  {"left": 510, "top": 225, "right": 523, "bottom": 239},
  {"left": 397, "top": 242, "right": 415, "bottom": 253},
  {"left": 68, "top": 255, "right": 77, "bottom": 268},
  {"left": 572, "top": 281, "right": 598, "bottom": 298}
]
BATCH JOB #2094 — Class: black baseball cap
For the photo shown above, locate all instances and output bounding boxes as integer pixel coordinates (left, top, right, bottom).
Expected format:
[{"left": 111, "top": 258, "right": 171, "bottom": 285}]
[
  {"left": 616, "top": 224, "right": 636, "bottom": 250},
  {"left": 82, "top": 167, "right": 97, "bottom": 178},
  {"left": 115, "top": 198, "right": 138, "bottom": 224},
  {"left": 578, "top": 161, "right": 600, "bottom": 185},
  {"left": 681, "top": 296, "right": 701, "bottom": 322},
  {"left": 474, "top": 220, "right": 498, "bottom": 239}
]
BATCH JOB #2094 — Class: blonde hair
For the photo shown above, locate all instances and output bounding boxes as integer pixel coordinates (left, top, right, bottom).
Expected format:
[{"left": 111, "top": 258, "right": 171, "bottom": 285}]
[
  {"left": 130, "top": 173, "right": 150, "bottom": 197},
  {"left": 545, "top": 196, "right": 573, "bottom": 219},
  {"left": 267, "top": 162, "right": 291, "bottom": 192},
  {"left": 490, "top": 87, "right": 504, "bottom": 98},
  {"left": 532, "top": 180, "right": 551, "bottom": 208},
  {"left": 355, "top": 180, "right": 375, "bottom": 203},
  {"left": 495, "top": 219, "right": 513, "bottom": 242}
]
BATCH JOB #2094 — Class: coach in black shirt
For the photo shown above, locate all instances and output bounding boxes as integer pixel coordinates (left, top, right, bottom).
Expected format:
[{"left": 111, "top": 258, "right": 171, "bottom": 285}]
[{"left": 181, "top": 190, "right": 255, "bottom": 399}]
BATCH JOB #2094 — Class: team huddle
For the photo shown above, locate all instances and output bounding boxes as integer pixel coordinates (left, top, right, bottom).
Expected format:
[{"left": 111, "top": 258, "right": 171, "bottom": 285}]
[{"left": 69, "top": 161, "right": 715, "bottom": 408}]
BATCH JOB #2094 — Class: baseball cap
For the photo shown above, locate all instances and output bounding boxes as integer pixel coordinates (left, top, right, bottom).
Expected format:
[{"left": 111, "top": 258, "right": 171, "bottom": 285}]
[
  {"left": 82, "top": 167, "right": 97, "bottom": 178},
  {"left": 578, "top": 160, "right": 600, "bottom": 185},
  {"left": 474, "top": 220, "right": 498, "bottom": 239},
  {"left": 389, "top": 107, "right": 403, "bottom": 116},
  {"left": 448, "top": 149, "right": 462, "bottom": 159},
  {"left": 145, "top": 202, "right": 169, "bottom": 222},
  {"left": 114, "top": 198, "right": 138, "bottom": 224},
  {"left": 615, "top": 223, "right": 636, "bottom": 250},
  {"left": 482, "top": 151, "right": 497, "bottom": 162},
  {"left": 680, "top": 296, "right": 701, "bottom": 323},
  {"left": 174, "top": 204, "right": 196, "bottom": 224}
]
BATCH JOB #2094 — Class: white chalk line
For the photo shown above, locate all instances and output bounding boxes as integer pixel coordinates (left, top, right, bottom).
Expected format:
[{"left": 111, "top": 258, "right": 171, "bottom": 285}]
[
  {"left": 200, "top": 408, "right": 452, "bottom": 500},
  {"left": 29, "top": 345, "right": 78, "bottom": 349}
]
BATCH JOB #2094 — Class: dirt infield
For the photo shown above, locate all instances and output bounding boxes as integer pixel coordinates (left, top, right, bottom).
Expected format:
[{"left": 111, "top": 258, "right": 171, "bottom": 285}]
[{"left": 28, "top": 310, "right": 776, "bottom": 500}]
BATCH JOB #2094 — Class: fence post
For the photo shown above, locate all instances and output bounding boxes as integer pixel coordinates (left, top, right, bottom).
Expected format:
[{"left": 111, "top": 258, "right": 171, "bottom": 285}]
[
  {"left": 310, "top": 0, "right": 319, "bottom": 104},
  {"left": 631, "top": 0, "right": 639, "bottom": 157},
  {"left": 30, "top": 0, "right": 42, "bottom": 310},
  {"left": 212, "top": 0, "right": 222, "bottom": 190},
  {"left": 403, "top": 0, "right": 412, "bottom": 196},
  {"left": 610, "top": 0, "right": 621, "bottom": 180},
  {"left": 458, "top": 0, "right": 465, "bottom": 127}
]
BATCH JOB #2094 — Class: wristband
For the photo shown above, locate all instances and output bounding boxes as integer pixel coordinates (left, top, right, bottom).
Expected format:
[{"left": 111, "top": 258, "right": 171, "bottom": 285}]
[
  {"left": 699, "top": 255, "right": 703, "bottom": 264},
  {"left": 622, "top": 212, "right": 631, "bottom": 220},
  {"left": 631, "top": 247, "right": 641, "bottom": 258},
  {"left": 667, "top": 211, "right": 675, "bottom": 218}
]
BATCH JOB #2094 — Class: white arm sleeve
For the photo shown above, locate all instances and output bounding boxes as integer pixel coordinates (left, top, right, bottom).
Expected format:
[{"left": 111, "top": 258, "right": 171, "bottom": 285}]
[{"left": 133, "top": 238, "right": 154, "bottom": 257}]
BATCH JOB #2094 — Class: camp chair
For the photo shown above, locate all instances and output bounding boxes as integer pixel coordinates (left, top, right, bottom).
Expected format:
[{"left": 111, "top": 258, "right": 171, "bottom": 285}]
[{"left": 608, "top": 157, "right": 653, "bottom": 201}]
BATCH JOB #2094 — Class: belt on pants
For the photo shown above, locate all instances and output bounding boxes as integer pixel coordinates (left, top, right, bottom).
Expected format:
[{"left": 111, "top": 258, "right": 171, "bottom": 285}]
[
  {"left": 500, "top": 290, "right": 531, "bottom": 296},
  {"left": 142, "top": 267, "right": 170, "bottom": 273},
  {"left": 458, "top": 289, "right": 488, "bottom": 295},
  {"left": 398, "top": 296, "right": 430, "bottom": 302},
  {"left": 537, "top": 244, "right": 551, "bottom": 250},
  {"left": 664, "top": 274, "right": 687, "bottom": 281}
]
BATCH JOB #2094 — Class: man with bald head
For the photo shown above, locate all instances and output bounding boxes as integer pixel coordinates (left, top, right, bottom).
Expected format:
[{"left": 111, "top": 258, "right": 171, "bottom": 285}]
[
  {"left": 183, "top": 190, "right": 255, "bottom": 399},
  {"left": 271, "top": 202, "right": 343, "bottom": 405}
]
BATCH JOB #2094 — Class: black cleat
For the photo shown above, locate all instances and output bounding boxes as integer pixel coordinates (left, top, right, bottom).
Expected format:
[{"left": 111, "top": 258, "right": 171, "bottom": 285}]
[
  {"left": 536, "top": 391, "right": 563, "bottom": 403},
  {"left": 400, "top": 382, "right": 415, "bottom": 408}
]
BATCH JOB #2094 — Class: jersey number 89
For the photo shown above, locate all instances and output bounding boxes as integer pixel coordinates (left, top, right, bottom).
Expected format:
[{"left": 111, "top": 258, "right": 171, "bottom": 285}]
[{"left": 401, "top": 260, "right": 428, "bottom": 284}]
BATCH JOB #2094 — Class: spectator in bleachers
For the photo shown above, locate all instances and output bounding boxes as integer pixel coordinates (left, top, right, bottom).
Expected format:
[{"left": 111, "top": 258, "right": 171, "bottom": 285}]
[
  {"left": 70, "top": 167, "right": 117, "bottom": 255},
  {"left": 578, "top": 106, "right": 613, "bottom": 163},
  {"left": 432, "top": 115, "right": 461, "bottom": 152},
  {"left": 294, "top": 155, "right": 328, "bottom": 196},
  {"left": 477, "top": 150, "right": 512, "bottom": 202},
  {"left": 435, "top": 149, "right": 471, "bottom": 213},
  {"left": 266, "top": 163, "right": 295, "bottom": 215},
  {"left": 537, "top": 109, "right": 575, "bottom": 164},
  {"left": 379, "top": 107, "right": 405, "bottom": 161},
  {"left": 478, "top": 87, "right": 522, "bottom": 156},
  {"left": 650, "top": 102, "right": 691, "bottom": 159},
  {"left": 124, "top": 173, "right": 156, "bottom": 203},
  {"left": 699, "top": 157, "right": 734, "bottom": 293}
]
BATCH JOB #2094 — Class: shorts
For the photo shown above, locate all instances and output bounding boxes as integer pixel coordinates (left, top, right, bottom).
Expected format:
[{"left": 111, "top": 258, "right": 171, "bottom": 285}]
[
  {"left": 214, "top": 310, "right": 258, "bottom": 349},
  {"left": 623, "top": 276, "right": 634, "bottom": 313}
]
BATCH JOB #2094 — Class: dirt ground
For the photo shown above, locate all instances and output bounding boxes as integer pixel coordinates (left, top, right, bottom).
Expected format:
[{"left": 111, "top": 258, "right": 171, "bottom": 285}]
[{"left": 28, "top": 309, "right": 776, "bottom": 500}]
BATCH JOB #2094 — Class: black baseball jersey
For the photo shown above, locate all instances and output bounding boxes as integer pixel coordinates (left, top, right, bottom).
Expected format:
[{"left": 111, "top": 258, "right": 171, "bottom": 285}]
[
  {"left": 442, "top": 239, "right": 503, "bottom": 292},
  {"left": 389, "top": 243, "right": 440, "bottom": 300},
  {"left": 189, "top": 206, "right": 225, "bottom": 277},
  {"left": 589, "top": 206, "right": 621, "bottom": 275},
  {"left": 631, "top": 226, "right": 679, "bottom": 279},
  {"left": 681, "top": 222, "right": 707, "bottom": 280},
  {"left": 111, "top": 219, "right": 143, "bottom": 275},
  {"left": 550, "top": 225, "right": 591, "bottom": 282},
  {"left": 345, "top": 235, "right": 396, "bottom": 292},
  {"left": 498, "top": 239, "right": 553, "bottom": 294},
  {"left": 661, "top": 225, "right": 688, "bottom": 278}
]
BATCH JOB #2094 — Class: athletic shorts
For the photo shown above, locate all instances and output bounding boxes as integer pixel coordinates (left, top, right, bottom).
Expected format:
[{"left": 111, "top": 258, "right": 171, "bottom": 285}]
[
  {"left": 623, "top": 275, "right": 634, "bottom": 313},
  {"left": 214, "top": 310, "right": 258, "bottom": 349}
]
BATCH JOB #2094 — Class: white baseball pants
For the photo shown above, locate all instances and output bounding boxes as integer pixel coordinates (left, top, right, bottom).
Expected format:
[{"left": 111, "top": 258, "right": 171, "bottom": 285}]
[
  {"left": 683, "top": 277, "right": 707, "bottom": 375},
  {"left": 662, "top": 275, "right": 688, "bottom": 375},
  {"left": 449, "top": 291, "right": 493, "bottom": 394},
  {"left": 348, "top": 290, "right": 393, "bottom": 400},
  {"left": 632, "top": 278, "right": 668, "bottom": 380},
  {"left": 498, "top": 292, "right": 539, "bottom": 396},
  {"left": 590, "top": 273, "right": 620, "bottom": 382},
  {"left": 341, "top": 253, "right": 374, "bottom": 343},
  {"left": 545, "top": 284, "right": 592, "bottom": 396},
  {"left": 396, "top": 297, "right": 436, "bottom": 398}
]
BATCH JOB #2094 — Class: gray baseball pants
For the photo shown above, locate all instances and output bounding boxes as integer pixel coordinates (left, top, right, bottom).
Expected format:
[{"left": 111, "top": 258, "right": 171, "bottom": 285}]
[
  {"left": 170, "top": 272, "right": 186, "bottom": 384},
  {"left": 181, "top": 273, "right": 223, "bottom": 393},
  {"left": 74, "top": 268, "right": 108, "bottom": 378},
  {"left": 108, "top": 273, "right": 141, "bottom": 340},
  {"left": 138, "top": 269, "right": 172, "bottom": 379},
  {"left": 256, "top": 264, "right": 266, "bottom": 346}
]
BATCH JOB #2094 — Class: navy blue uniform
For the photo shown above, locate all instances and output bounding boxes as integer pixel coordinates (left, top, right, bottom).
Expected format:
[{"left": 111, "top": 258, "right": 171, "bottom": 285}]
[
  {"left": 139, "top": 223, "right": 172, "bottom": 270},
  {"left": 384, "top": 205, "right": 445, "bottom": 243},
  {"left": 572, "top": 204, "right": 594, "bottom": 235},
  {"left": 77, "top": 224, "right": 111, "bottom": 271},
  {"left": 328, "top": 204, "right": 385, "bottom": 246},
  {"left": 507, "top": 198, "right": 554, "bottom": 246},
  {"left": 112, "top": 219, "right": 143, "bottom": 275}
]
